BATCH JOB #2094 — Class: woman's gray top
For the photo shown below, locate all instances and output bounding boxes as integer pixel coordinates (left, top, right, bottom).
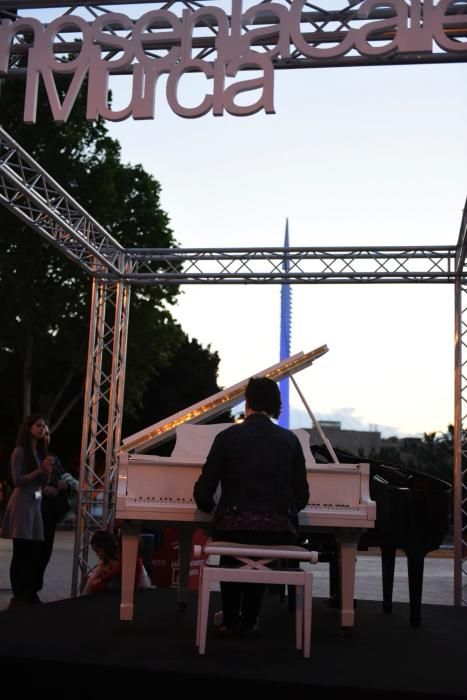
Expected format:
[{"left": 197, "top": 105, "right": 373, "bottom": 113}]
[{"left": 0, "top": 447, "right": 45, "bottom": 540}]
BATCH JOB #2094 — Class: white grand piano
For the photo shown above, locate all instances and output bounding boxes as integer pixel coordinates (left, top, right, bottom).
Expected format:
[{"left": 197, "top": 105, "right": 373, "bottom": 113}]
[{"left": 116, "top": 345, "right": 376, "bottom": 627}]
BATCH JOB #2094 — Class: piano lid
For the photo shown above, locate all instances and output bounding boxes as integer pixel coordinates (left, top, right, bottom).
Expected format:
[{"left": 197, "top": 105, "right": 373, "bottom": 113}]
[{"left": 120, "top": 344, "right": 329, "bottom": 454}]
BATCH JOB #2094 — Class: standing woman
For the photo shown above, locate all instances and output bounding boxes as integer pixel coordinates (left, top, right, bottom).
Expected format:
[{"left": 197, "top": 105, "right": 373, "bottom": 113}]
[{"left": 0, "top": 414, "right": 54, "bottom": 608}]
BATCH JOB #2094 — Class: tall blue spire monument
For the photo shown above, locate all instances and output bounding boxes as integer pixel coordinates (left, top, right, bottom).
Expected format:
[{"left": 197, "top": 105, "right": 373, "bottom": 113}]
[{"left": 278, "top": 219, "right": 291, "bottom": 428}]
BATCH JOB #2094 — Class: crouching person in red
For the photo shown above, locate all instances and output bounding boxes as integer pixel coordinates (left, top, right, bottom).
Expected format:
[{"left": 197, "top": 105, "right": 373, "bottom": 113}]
[{"left": 82, "top": 529, "right": 148, "bottom": 594}]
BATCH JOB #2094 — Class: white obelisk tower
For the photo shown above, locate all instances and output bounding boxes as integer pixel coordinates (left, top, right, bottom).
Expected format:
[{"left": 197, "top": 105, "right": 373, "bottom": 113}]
[{"left": 278, "top": 219, "right": 291, "bottom": 428}]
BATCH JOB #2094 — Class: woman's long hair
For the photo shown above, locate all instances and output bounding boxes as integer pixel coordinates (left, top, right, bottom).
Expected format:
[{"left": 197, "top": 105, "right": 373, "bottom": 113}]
[{"left": 15, "top": 413, "right": 47, "bottom": 473}]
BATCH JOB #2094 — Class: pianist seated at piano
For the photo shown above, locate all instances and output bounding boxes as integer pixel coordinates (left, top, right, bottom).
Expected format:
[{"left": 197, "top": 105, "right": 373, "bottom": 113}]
[{"left": 193, "top": 377, "right": 310, "bottom": 636}]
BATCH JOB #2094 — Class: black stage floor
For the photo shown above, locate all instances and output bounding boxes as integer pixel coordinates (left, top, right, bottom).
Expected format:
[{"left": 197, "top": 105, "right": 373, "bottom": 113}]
[{"left": 0, "top": 588, "right": 466, "bottom": 699}]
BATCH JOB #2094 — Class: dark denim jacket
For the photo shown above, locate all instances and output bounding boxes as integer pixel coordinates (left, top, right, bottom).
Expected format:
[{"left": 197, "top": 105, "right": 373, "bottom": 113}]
[{"left": 193, "top": 413, "right": 309, "bottom": 528}]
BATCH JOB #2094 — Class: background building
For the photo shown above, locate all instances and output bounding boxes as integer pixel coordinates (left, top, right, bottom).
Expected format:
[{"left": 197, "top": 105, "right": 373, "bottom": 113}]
[{"left": 305, "top": 421, "right": 381, "bottom": 457}]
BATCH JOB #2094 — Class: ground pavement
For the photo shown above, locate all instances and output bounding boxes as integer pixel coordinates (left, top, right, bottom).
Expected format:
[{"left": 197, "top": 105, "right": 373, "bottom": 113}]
[{"left": 0, "top": 529, "right": 455, "bottom": 611}]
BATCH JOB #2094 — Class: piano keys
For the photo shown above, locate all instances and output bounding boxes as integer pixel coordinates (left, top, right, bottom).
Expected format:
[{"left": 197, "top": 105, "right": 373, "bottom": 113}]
[{"left": 117, "top": 443, "right": 376, "bottom": 532}]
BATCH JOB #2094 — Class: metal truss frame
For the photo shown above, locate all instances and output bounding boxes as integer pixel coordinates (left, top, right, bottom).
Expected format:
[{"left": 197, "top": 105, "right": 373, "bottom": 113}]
[
  {"left": 124, "top": 245, "right": 456, "bottom": 285},
  {"left": 1, "top": 124, "right": 466, "bottom": 605},
  {"left": 0, "top": 128, "right": 124, "bottom": 276},
  {"left": 70, "top": 275, "right": 131, "bottom": 592}
]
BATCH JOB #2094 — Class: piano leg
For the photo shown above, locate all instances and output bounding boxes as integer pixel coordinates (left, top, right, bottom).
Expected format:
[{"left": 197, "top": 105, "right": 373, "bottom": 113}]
[
  {"left": 405, "top": 548, "right": 426, "bottom": 627},
  {"left": 336, "top": 533, "right": 358, "bottom": 629},
  {"left": 329, "top": 556, "right": 340, "bottom": 607},
  {"left": 177, "top": 528, "right": 193, "bottom": 609},
  {"left": 380, "top": 545, "right": 396, "bottom": 614},
  {"left": 120, "top": 522, "right": 141, "bottom": 621}
]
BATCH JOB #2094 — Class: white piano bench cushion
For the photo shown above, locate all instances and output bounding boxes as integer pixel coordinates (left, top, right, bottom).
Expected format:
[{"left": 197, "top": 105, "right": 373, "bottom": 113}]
[{"left": 201, "top": 541, "right": 319, "bottom": 564}]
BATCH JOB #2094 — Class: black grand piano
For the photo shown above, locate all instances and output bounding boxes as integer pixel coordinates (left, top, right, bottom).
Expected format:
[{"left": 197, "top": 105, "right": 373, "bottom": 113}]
[{"left": 309, "top": 444, "right": 452, "bottom": 626}]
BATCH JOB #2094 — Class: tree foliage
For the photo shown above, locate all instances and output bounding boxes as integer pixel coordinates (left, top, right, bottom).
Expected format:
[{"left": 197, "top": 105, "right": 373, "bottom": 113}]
[
  {"left": 0, "top": 78, "right": 222, "bottom": 471},
  {"left": 371, "top": 427, "right": 454, "bottom": 486},
  {"left": 122, "top": 337, "right": 233, "bottom": 455}
]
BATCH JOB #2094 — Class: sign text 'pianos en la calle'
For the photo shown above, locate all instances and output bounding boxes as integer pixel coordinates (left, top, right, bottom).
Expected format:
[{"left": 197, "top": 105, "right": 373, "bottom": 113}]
[{"left": 1, "top": 0, "right": 466, "bottom": 121}]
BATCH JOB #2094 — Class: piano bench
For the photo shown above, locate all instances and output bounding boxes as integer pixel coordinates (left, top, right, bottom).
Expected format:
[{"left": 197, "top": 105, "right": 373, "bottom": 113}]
[{"left": 194, "top": 541, "right": 319, "bottom": 657}]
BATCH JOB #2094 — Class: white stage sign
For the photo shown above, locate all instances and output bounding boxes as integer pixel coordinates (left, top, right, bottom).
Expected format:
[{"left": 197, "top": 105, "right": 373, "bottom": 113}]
[{"left": 0, "top": 0, "right": 465, "bottom": 121}]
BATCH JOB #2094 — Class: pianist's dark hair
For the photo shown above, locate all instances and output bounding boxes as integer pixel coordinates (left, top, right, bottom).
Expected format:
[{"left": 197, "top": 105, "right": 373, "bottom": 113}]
[{"left": 245, "top": 377, "right": 282, "bottom": 419}]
